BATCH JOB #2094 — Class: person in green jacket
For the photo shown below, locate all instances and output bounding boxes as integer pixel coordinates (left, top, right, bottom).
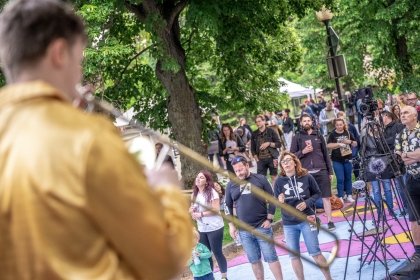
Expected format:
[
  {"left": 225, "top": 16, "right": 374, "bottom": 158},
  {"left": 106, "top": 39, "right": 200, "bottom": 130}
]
[{"left": 188, "top": 229, "right": 215, "bottom": 280}]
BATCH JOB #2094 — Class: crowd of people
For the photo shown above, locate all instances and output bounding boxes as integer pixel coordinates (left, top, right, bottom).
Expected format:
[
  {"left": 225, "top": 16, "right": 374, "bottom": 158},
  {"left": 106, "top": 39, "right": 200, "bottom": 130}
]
[
  {"left": 3, "top": 1, "right": 420, "bottom": 280},
  {"left": 194, "top": 90, "right": 420, "bottom": 279}
]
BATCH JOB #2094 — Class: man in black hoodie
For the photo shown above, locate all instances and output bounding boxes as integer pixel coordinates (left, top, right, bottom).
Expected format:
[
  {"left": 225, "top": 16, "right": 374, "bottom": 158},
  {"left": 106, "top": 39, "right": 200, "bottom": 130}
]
[{"left": 290, "top": 114, "right": 335, "bottom": 230}]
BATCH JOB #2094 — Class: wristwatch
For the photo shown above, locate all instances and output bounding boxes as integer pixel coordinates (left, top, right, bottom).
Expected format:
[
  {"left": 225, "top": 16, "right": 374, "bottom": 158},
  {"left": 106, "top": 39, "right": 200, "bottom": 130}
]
[
  {"left": 403, "top": 152, "right": 407, "bottom": 158},
  {"left": 267, "top": 219, "right": 273, "bottom": 223}
]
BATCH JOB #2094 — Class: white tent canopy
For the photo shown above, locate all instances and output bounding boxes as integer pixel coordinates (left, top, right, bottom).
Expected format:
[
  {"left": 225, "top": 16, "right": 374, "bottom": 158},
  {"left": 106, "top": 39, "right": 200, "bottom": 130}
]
[
  {"left": 279, "top": 78, "right": 322, "bottom": 99},
  {"left": 114, "top": 107, "right": 135, "bottom": 127}
]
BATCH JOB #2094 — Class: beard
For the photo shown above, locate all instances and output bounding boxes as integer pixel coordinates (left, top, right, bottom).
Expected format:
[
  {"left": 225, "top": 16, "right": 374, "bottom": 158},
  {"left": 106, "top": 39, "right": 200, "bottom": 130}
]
[{"left": 303, "top": 124, "right": 312, "bottom": 130}]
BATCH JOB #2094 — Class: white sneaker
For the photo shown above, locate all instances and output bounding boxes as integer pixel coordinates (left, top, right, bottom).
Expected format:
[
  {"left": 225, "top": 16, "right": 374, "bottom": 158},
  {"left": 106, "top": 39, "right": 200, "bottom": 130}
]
[
  {"left": 346, "top": 196, "right": 355, "bottom": 203},
  {"left": 339, "top": 197, "right": 344, "bottom": 204}
]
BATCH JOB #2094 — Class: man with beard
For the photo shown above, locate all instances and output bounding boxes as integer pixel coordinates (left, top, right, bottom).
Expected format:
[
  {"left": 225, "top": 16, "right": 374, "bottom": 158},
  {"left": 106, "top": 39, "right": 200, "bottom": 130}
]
[
  {"left": 225, "top": 157, "right": 283, "bottom": 280},
  {"left": 406, "top": 92, "right": 420, "bottom": 122},
  {"left": 290, "top": 114, "right": 336, "bottom": 230}
]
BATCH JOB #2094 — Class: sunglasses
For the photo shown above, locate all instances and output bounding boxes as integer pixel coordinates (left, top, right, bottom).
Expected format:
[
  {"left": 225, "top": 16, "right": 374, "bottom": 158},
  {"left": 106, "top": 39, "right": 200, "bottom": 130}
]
[
  {"left": 280, "top": 158, "right": 293, "bottom": 165},
  {"left": 231, "top": 157, "right": 247, "bottom": 165}
]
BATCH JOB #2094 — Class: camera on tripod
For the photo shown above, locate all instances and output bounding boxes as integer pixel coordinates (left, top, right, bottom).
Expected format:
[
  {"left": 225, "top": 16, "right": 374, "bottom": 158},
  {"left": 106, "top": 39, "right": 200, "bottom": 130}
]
[{"left": 354, "top": 87, "right": 378, "bottom": 118}]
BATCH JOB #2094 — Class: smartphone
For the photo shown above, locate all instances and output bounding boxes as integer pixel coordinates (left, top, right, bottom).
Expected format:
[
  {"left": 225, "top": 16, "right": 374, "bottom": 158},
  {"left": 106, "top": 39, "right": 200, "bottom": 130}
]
[{"left": 305, "top": 140, "right": 312, "bottom": 147}]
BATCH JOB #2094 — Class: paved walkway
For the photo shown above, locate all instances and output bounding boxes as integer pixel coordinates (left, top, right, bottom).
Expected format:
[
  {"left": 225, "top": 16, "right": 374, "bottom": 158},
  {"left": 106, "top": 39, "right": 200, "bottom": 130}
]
[{"left": 213, "top": 199, "right": 413, "bottom": 280}]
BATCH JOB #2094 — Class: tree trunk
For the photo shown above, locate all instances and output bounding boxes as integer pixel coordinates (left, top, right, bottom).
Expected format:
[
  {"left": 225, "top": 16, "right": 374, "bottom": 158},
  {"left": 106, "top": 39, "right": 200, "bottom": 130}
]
[
  {"left": 125, "top": 0, "right": 208, "bottom": 188},
  {"left": 391, "top": 19, "right": 412, "bottom": 79}
]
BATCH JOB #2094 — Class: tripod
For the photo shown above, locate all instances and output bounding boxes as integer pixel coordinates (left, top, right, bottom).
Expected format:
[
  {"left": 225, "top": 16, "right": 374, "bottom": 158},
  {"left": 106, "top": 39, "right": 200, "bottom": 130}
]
[
  {"left": 343, "top": 116, "right": 418, "bottom": 280},
  {"left": 343, "top": 182, "right": 405, "bottom": 280}
]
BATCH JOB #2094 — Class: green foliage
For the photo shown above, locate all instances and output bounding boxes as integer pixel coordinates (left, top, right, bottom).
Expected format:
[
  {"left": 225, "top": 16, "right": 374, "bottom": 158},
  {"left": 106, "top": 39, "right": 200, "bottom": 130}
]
[
  {"left": 72, "top": 0, "right": 334, "bottom": 137},
  {"left": 293, "top": 0, "right": 420, "bottom": 94},
  {"left": 76, "top": 1, "right": 172, "bottom": 129}
]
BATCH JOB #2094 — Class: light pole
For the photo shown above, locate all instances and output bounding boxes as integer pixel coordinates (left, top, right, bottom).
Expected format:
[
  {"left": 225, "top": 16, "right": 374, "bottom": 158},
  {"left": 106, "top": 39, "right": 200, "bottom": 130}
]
[{"left": 316, "top": 7, "right": 345, "bottom": 111}]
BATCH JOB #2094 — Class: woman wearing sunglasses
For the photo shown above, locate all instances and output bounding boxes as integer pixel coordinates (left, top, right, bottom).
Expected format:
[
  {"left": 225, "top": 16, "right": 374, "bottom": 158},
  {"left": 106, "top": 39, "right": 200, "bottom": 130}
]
[{"left": 274, "top": 152, "right": 332, "bottom": 280}]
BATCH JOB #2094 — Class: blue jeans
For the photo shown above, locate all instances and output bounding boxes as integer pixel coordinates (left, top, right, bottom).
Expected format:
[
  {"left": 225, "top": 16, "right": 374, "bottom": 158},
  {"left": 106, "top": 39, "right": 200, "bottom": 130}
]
[
  {"left": 239, "top": 227, "right": 278, "bottom": 263},
  {"left": 283, "top": 222, "right": 321, "bottom": 259},
  {"left": 370, "top": 179, "right": 393, "bottom": 214},
  {"left": 332, "top": 161, "right": 353, "bottom": 198},
  {"left": 393, "top": 177, "right": 408, "bottom": 211}
]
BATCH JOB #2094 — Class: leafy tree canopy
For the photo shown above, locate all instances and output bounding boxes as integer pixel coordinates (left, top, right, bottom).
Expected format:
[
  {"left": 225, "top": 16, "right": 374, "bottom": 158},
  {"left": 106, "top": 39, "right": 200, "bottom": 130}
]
[
  {"left": 73, "top": 0, "right": 332, "bottom": 134},
  {"left": 291, "top": 0, "right": 420, "bottom": 95}
]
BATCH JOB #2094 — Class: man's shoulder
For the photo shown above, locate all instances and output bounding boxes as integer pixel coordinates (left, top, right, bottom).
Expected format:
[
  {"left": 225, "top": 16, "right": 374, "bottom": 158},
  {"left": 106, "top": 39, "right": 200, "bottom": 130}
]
[
  {"left": 248, "top": 173, "right": 269, "bottom": 186},
  {"left": 265, "top": 126, "right": 276, "bottom": 133},
  {"left": 251, "top": 129, "right": 260, "bottom": 137}
]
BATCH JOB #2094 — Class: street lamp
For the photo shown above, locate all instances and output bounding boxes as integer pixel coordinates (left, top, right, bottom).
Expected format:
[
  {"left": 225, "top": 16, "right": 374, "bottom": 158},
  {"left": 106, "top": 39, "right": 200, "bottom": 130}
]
[{"left": 316, "top": 6, "right": 345, "bottom": 111}]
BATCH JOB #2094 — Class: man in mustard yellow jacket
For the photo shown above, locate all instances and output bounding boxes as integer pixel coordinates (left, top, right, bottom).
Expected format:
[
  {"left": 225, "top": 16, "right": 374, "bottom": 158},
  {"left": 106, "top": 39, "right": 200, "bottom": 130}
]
[{"left": 0, "top": 0, "right": 192, "bottom": 279}]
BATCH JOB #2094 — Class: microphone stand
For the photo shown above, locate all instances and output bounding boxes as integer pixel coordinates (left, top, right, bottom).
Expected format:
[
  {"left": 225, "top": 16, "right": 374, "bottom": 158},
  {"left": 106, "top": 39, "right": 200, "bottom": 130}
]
[{"left": 343, "top": 115, "right": 414, "bottom": 279}]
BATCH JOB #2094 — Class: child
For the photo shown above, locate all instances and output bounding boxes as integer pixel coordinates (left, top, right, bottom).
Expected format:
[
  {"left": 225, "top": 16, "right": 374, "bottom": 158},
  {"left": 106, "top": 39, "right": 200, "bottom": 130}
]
[{"left": 188, "top": 229, "right": 213, "bottom": 280}]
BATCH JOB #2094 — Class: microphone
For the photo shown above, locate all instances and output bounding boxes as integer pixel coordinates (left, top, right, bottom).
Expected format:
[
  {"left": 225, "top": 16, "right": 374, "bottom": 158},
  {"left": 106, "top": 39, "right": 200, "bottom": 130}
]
[
  {"left": 368, "top": 157, "right": 386, "bottom": 174},
  {"left": 352, "top": 180, "right": 366, "bottom": 190}
]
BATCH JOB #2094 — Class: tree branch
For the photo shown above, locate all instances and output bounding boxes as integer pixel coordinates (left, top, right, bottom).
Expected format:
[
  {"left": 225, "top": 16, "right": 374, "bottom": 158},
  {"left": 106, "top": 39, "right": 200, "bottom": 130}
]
[
  {"left": 116, "top": 43, "right": 158, "bottom": 85},
  {"left": 167, "top": 0, "right": 187, "bottom": 30},
  {"left": 183, "top": 28, "right": 197, "bottom": 53},
  {"left": 124, "top": 0, "right": 147, "bottom": 23}
]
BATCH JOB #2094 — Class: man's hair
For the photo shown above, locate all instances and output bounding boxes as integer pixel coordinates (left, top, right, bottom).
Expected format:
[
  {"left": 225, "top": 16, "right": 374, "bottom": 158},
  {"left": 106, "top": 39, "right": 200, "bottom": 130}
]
[
  {"left": 299, "top": 104, "right": 306, "bottom": 109},
  {"left": 399, "top": 93, "right": 407, "bottom": 97},
  {"left": 404, "top": 106, "right": 418, "bottom": 115},
  {"left": 0, "top": 0, "right": 87, "bottom": 81},
  {"left": 407, "top": 92, "right": 418, "bottom": 98},
  {"left": 299, "top": 113, "right": 311, "bottom": 122},
  {"left": 255, "top": 114, "right": 265, "bottom": 122},
  {"left": 231, "top": 157, "right": 248, "bottom": 167},
  {"left": 284, "top": 108, "right": 290, "bottom": 113},
  {"left": 155, "top": 142, "right": 163, "bottom": 148},
  {"left": 380, "top": 111, "right": 392, "bottom": 119}
]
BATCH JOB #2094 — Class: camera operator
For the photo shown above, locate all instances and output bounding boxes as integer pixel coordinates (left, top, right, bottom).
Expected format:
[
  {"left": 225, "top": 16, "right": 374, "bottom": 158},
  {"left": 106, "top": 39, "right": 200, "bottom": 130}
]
[
  {"left": 395, "top": 106, "right": 420, "bottom": 262},
  {"left": 381, "top": 111, "right": 407, "bottom": 216},
  {"left": 345, "top": 92, "right": 356, "bottom": 125}
]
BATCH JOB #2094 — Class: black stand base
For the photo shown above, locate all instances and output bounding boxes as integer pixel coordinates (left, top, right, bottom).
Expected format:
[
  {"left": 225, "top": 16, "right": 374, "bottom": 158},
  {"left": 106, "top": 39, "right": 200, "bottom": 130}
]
[{"left": 388, "top": 258, "right": 420, "bottom": 280}]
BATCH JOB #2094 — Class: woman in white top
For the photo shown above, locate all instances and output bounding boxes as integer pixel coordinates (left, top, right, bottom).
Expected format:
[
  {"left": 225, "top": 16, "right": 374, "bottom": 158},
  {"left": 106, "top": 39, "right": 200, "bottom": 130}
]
[{"left": 189, "top": 171, "right": 227, "bottom": 279}]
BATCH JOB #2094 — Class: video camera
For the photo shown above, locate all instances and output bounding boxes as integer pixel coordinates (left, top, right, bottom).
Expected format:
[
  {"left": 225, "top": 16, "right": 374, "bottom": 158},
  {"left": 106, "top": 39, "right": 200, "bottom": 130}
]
[{"left": 354, "top": 87, "right": 378, "bottom": 118}]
